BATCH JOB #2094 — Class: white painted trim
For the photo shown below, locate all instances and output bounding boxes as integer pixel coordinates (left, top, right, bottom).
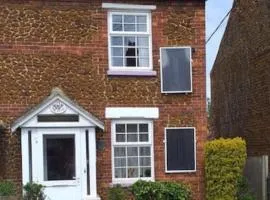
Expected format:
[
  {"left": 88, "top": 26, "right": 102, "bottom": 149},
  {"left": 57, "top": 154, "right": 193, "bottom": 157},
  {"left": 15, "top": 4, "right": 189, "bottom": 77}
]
[
  {"left": 102, "top": 3, "right": 156, "bottom": 10},
  {"left": 105, "top": 107, "right": 159, "bottom": 119},
  {"left": 107, "top": 11, "right": 153, "bottom": 72},
  {"left": 21, "top": 129, "right": 30, "bottom": 187},
  {"left": 111, "top": 120, "right": 155, "bottom": 185},
  {"left": 164, "top": 127, "right": 197, "bottom": 173},
  {"left": 160, "top": 47, "right": 193, "bottom": 94},
  {"left": 88, "top": 128, "right": 98, "bottom": 197}
]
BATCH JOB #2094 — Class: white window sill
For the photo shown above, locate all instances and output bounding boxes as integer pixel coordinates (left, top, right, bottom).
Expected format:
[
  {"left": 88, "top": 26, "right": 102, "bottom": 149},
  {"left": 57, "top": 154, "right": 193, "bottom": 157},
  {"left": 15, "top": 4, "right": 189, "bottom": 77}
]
[
  {"left": 107, "top": 70, "right": 157, "bottom": 76},
  {"left": 110, "top": 178, "right": 154, "bottom": 187}
]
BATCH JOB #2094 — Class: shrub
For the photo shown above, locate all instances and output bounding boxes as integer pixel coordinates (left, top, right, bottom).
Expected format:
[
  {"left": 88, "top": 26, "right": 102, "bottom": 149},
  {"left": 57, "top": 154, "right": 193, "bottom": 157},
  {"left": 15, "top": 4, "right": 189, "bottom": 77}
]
[
  {"left": 23, "top": 183, "right": 46, "bottom": 200},
  {"left": 131, "top": 180, "right": 191, "bottom": 200},
  {"left": 205, "top": 137, "right": 247, "bottom": 200},
  {"left": 236, "top": 176, "right": 255, "bottom": 200},
  {"left": 108, "top": 185, "right": 127, "bottom": 200},
  {"left": 0, "top": 181, "right": 16, "bottom": 196}
]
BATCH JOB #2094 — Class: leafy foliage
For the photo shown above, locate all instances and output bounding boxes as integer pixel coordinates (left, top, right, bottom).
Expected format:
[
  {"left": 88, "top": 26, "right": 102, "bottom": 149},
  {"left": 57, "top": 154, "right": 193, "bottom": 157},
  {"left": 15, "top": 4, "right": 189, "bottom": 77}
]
[
  {"left": 131, "top": 180, "right": 191, "bottom": 200},
  {"left": 23, "top": 183, "right": 46, "bottom": 200},
  {"left": 205, "top": 137, "right": 247, "bottom": 200},
  {"left": 108, "top": 185, "right": 127, "bottom": 200},
  {"left": 236, "top": 176, "right": 255, "bottom": 200},
  {"left": 0, "top": 181, "right": 16, "bottom": 196}
]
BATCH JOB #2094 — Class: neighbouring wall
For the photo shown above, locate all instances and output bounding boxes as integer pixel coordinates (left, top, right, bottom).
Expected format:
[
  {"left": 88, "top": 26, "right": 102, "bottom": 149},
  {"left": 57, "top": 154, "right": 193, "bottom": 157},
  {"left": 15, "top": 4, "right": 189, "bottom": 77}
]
[{"left": 211, "top": 0, "right": 270, "bottom": 156}]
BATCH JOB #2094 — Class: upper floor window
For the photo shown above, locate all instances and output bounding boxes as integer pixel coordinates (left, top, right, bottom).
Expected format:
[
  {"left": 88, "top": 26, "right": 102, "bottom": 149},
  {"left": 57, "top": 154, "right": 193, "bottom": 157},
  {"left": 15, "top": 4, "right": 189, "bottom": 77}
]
[
  {"left": 160, "top": 47, "right": 193, "bottom": 93},
  {"left": 108, "top": 11, "right": 153, "bottom": 72}
]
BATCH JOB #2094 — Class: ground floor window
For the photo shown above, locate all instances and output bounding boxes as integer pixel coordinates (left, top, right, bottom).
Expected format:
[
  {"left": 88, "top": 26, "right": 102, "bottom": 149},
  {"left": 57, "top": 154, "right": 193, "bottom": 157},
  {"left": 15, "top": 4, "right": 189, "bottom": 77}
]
[
  {"left": 165, "top": 127, "right": 196, "bottom": 173},
  {"left": 112, "top": 120, "right": 154, "bottom": 184}
]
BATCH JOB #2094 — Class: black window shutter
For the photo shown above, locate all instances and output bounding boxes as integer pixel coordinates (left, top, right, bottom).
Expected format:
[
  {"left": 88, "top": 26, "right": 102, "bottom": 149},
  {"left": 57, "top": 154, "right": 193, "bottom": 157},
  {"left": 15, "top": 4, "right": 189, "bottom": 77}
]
[
  {"left": 166, "top": 128, "right": 195, "bottom": 171},
  {"left": 161, "top": 47, "right": 192, "bottom": 93}
]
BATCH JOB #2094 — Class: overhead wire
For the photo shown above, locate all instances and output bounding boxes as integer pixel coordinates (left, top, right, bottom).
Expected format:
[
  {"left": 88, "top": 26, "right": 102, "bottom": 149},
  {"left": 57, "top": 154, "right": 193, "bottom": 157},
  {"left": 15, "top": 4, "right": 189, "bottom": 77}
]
[{"left": 206, "top": 7, "right": 233, "bottom": 44}]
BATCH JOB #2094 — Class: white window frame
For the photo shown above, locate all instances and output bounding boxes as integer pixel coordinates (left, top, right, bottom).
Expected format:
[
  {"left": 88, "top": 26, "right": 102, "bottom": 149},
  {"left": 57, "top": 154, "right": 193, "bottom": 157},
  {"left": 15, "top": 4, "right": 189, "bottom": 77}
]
[
  {"left": 160, "top": 46, "right": 193, "bottom": 93},
  {"left": 164, "top": 127, "right": 196, "bottom": 173},
  {"left": 107, "top": 11, "right": 153, "bottom": 73},
  {"left": 111, "top": 119, "right": 155, "bottom": 185}
]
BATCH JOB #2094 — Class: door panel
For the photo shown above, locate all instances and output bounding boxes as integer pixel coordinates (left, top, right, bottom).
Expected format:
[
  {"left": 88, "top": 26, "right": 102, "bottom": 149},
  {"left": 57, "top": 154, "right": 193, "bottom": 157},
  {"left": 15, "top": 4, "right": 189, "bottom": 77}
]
[{"left": 32, "top": 128, "right": 82, "bottom": 200}]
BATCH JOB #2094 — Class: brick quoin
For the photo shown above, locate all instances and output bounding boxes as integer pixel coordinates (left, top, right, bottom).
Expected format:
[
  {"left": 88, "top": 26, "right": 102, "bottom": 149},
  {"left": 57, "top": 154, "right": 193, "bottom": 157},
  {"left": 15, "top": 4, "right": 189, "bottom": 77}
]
[{"left": 0, "top": 0, "right": 206, "bottom": 199}]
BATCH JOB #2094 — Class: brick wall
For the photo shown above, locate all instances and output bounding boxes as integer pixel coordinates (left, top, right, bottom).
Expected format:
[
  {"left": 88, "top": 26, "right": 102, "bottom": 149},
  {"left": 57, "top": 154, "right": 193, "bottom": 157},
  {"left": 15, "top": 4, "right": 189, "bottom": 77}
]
[
  {"left": 211, "top": 0, "right": 270, "bottom": 156},
  {"left": 0, "top": 0, "right": 206, "bottom": 199}
]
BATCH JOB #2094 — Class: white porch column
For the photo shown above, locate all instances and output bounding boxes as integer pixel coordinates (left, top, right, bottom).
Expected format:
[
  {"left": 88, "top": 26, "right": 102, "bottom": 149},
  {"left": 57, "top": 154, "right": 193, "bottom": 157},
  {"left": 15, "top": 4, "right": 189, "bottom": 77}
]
[
  {"left": 21, "top": 129, "right": 30, "bottom": 186},
  {"left": 88, "top": 128, "right": 100, "bottom": 199}
]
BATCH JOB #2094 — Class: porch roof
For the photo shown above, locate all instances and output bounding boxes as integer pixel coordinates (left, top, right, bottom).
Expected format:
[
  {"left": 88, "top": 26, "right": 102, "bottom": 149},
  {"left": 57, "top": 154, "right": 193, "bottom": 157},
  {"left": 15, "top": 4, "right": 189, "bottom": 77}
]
[{"left": 11, "top": 88, "right": 104, "bottom": 132}]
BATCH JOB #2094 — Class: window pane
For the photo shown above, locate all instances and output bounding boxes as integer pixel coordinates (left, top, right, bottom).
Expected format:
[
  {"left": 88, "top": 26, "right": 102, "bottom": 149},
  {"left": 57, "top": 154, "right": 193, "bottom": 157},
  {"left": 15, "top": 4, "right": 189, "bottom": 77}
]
[
  {"left": 140, "top": 167, "right": 151, "bottom": 177},
  {"left": 137, "top": 24, "right": 147, "bottom": 32},
  {"left": 138, "top": 58, "right": 149, "bottom": 67},
  {"left": 140, "top": 147, "right": 150, "bottom": 156},
  {"left": 139, "top": 134, "right": 148, "bottom": 142},
  {"left": 125, "top": 57, "right": 136, "bottom": 67},
  {"left": 137, "top": 16, "right": 147, "bottom": 23},
  {"left": 127, "top": 147, "right": 138, "bottom": 156},
  {"left": 43, "top": 135, "right": 75, "bottom": 181},
  {"left": 113, "top": 24, "right": 123, "bottom": 31},
  {"left": 128, "top": 168, "right": 138, "bottom": 178},
  {"left": 112, "top": 47, "right": 123, "bottom": 56},
  {"left": 112, "top": 57, "right": 123, "bottom": 67},
  {"left": 114, "top": 147, "right": 126, "bottom": 157},
  {"left": 115, "top": 158, "right": 126, "bottom": 167},
  {"left": 140, "top": 157, "right": 151, "bottom": 166},
  {"left": 124, "top": 37, "right": 136, "bottom": 46},
  {"left": 124, "top": 15, "right": 135, "bottom": 23},
  {"left": 139, "top": 124, "right": 148, "bottom": 132},
  {"left": 111, "top": 36, "right": 123, "bottom": 46},
  {"left": 128, "top": 157, "right": 138, "bottom": 167},
  {"left": 127, "top": 134, "right": 138, "bottom": 142},
  {"left": 115, "top": 168, "right": 126, "bottom": 178},
  {"left": 116, "top": 134, "right": 125, "bottom": 142},
  {"left": 116, "top": 124, "right": 125, "bottom": 133},
  {"left": 138, "top": 48, "right": 149, "bottom": 57},
  {"left": 127, "top": 124, "right": 138, "bottom": 133},
  {"left": 137, "top": 37, "right": 149, "bottom": 47},
  {"left": 113, "top": 15, "right": 122, "bottom": 23},
  {"left": 124, "top": 24, "right": 135, "bottom": 32}
]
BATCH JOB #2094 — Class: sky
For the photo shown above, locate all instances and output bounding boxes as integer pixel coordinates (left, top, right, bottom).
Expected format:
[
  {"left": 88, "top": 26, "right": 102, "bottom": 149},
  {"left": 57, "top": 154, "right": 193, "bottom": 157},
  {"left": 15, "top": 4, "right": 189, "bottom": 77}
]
[{"left": 206, "top": 0, "right": 234, "bottom": 98}]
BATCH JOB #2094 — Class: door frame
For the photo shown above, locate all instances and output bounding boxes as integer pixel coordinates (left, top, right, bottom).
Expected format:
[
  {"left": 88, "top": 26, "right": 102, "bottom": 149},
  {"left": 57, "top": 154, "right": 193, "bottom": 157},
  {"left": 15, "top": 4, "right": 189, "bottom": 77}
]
[{"left": 21, "top": 127, "right": 99, "bottom": 200}]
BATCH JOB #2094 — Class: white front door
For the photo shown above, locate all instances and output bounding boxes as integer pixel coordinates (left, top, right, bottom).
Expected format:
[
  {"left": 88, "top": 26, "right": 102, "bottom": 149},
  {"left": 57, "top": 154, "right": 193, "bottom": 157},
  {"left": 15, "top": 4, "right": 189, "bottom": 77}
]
[{"left": 32, "top": 128, "right": 85, "bottom": 200}]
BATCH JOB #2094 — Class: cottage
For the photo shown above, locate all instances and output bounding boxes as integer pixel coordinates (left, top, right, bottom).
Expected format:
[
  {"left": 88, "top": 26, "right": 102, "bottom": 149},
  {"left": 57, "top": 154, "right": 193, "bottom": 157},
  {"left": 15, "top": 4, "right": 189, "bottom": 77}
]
[{"left": 0, "top": 1, "right": 206, "bottom": 199}]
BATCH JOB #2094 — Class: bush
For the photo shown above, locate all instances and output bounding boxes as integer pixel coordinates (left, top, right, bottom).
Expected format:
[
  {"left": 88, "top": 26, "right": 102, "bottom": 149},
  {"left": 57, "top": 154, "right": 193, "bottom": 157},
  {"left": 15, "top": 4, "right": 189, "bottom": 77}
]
[
  {"left": 205, "top": 137, "right": 247, "bottom": 200},
  {"left": 23, "top": 183, "right": 46, "bottom": 200},
  {"left": 108, "top": 185, "right": 127, "bottom": 200},
  {"left": 131, "top": 180, "right": 191, "bottom": 200},
  {"left": 236, "top": 176, "right": 255, "bottom": 200},
  {"left": 0, "top": 181, "right": 16, "bottom": 196}
]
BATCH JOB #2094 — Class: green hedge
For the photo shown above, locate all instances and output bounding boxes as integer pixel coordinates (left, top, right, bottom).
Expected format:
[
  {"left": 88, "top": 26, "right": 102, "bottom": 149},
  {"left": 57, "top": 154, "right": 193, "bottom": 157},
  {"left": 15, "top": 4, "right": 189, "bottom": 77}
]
[
  {"left": 131, "top": 180, "right": 191, "bottom": 200},
  {"left": 0, "top": 181, "right": 16, "bottom": 196},
  {"left": 205, "top": 137, "right": 247, "bottom": 200}
]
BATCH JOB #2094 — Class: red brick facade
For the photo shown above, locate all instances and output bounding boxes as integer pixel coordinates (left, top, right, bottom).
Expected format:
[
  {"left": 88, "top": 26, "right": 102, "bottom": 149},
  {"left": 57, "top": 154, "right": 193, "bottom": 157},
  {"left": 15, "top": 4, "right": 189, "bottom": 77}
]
[
  {"left": 211, "top": 0, "right": 270, "bottom": 157},
  {"left": 0, "top": 1, "right": 206, "bottom": 199}
]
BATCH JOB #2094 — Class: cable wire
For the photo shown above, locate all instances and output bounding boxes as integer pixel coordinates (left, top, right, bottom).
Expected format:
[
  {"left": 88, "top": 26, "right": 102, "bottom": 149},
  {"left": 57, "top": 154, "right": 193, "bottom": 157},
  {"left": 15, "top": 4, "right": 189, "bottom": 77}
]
[{"left": 206, "top": 8, "right": 233, "bottom": 44}]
